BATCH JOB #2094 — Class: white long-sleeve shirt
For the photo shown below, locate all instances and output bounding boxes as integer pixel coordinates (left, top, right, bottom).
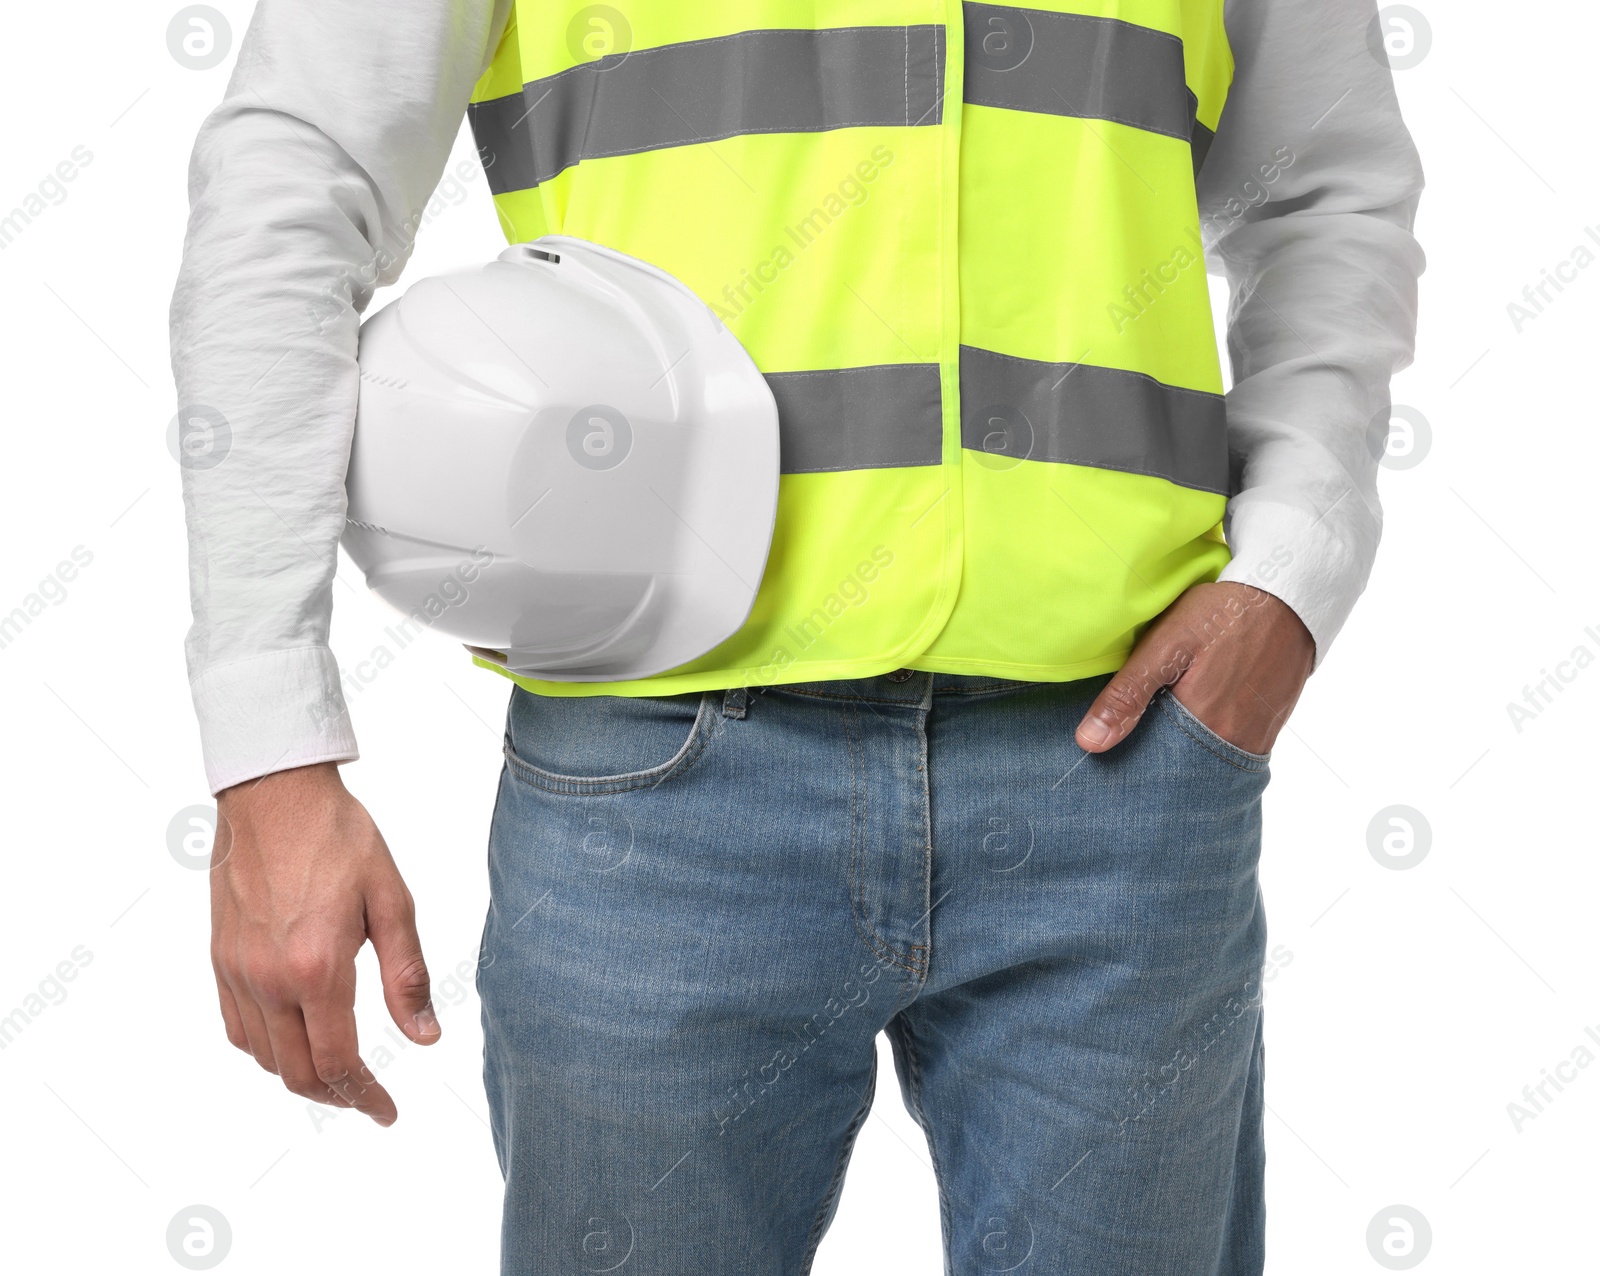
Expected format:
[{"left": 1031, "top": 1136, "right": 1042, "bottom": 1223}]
[{"left": 171, "top": 0, "right": 1425, "bottom": 795}]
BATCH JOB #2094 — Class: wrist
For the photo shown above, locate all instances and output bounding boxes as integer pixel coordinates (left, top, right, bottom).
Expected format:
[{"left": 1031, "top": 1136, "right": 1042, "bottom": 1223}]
[{"left": 218, "top": 759, "right": 345, "bottom": 816}]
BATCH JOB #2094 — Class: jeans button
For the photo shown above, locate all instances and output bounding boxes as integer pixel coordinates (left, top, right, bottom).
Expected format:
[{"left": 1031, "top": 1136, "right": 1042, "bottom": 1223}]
[{"left": 886, "top": 668, "right": 916, "bottom": 683}]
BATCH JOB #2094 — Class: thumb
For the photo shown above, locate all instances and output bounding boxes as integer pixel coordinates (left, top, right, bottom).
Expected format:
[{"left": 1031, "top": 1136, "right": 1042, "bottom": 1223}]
[
  {"left": 1076, "top": 647, "right": 1186, "bottom": 754},
  {"left": 368, "top": 885, "right": 440, "bottom": 1044}
]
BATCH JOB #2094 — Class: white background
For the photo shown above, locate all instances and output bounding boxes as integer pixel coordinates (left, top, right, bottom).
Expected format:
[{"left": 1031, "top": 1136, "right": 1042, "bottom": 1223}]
[{"left": 1, "top": 2, "right": 1595, "bottom": 1272}]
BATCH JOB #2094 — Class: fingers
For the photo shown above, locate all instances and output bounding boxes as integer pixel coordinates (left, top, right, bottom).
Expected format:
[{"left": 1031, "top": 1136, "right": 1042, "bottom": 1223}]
[
  {"left": 216, "top": 935, "right": 394, "bottom": 1123},
  {"left": 1073, "top": 581, "right": 1311, "bottom": 755},
  {"left": 1076, "top": 642, "right": 1192, "bottom": 754},
  {"left": 214, "top": 972, "right": 250, "bottom": 1055},
  {"left": 208, "top": 766, "right": 418, "bottom": 1128},
  {"left": 263, "top": 944, "right": 391, "bottom": 1121},
  {"left": 228, "top": 977, "right": 280, "bottom": 1075},
  {"left": 295, "top": 1000, "right": 396, "bottom": 1124},
  {"left": 260, "top": 1005, "right": 356, "bottom": 1112},
  {"left": 368, "top": 886, "right": 440, "bottom": 1045}
]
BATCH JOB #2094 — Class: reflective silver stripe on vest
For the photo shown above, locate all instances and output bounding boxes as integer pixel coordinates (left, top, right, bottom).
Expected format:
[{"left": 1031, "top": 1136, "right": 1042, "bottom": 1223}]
[
  {"left": 959, "top": 346, "right": 1228, "bottom": 493},
  {"left": 470, "top": 26, "right": 946, "bottom": 195},
  {"left": 766, "top": 365, "right": 943, "bottom": 474},
  {"left": 963, "top": 3, "right": 1191, "bottom": 141}
]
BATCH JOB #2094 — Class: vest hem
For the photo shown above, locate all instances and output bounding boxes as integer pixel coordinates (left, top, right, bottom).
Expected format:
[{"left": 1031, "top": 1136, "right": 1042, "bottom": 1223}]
[{"left": 472, "top": 649, "right": 1130, "bottom": 697}]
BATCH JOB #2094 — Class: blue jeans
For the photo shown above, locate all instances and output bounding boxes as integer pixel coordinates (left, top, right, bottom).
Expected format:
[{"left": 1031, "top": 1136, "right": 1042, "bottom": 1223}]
[{"left": 480, "top": 672, "right": 1270, "bottom": 1275}]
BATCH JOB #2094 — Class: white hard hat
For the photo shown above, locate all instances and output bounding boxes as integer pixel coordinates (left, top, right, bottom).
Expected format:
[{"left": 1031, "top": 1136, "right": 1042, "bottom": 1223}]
[{"left": 342, "top": 237, "right": 780, "bottom": 680}]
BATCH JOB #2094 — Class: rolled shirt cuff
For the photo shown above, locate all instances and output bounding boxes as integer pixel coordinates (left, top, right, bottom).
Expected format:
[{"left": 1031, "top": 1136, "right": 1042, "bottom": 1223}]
[
  {"left": 1217, "top": 497, "right": 1377, "bottom": 670},
  {"left": 190, "top": 646, "right": 358, "bottom": 794}
]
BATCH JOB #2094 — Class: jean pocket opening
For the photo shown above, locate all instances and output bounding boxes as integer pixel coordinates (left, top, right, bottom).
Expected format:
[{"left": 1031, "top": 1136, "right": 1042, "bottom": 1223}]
[
  {"left": 1155, "top": 687, "right": 1272, "bottom": 772},
  {"left": 503, "top": 690, "right": 718, "bottom": 795}
]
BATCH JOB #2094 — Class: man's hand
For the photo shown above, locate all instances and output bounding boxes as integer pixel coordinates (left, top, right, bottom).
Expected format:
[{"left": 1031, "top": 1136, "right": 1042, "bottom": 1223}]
[
  {"left": 1075, "top": 583, "right": 1316, "bottom": 756},
  {"left": 210, "top": 762, "right": 439, "bottom": 1126}
]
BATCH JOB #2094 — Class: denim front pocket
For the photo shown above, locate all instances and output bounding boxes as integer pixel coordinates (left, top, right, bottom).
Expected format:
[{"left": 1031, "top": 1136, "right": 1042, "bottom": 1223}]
[
  {"left": 1154, "top": 686, "right": 1272, "bottom": 773},
  {"left": 503, "top": 688, "right": 718, "bottom": 795}
]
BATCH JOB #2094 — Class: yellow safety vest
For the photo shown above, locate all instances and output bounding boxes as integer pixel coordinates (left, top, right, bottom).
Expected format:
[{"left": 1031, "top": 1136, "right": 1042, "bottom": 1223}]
[{"left": 467, "top": 0, "right": 1234, "bottom": 695}]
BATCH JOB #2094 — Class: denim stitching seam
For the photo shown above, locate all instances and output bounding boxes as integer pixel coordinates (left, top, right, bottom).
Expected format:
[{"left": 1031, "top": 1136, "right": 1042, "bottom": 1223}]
[
  {"left": 799, "top": 1052, "right": 879, "bottom": 1272},
  {"left": 894, "top": 1017, "right": 953, "bottom": 1262},
  {"left": 844, "top": 701, "right": 928, "bottom": 975},
  {"left": 1156, "top": 693, "right": 1271, "bottom": 772}
]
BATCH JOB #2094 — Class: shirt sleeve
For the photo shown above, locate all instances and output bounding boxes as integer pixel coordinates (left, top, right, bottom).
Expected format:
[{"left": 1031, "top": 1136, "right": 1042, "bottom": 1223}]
[
  {"left": 1201, "top": 0, "right": 1426, "bottom": 665},
  {"left": 170, "top": 0, "right": 513, "bottom": 794}
]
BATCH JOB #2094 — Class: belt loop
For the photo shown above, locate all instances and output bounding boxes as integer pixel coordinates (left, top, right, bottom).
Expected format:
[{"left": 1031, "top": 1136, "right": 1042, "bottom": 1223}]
[{"left": 721, "top": 686, "right": 749, "bottom": 719}]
